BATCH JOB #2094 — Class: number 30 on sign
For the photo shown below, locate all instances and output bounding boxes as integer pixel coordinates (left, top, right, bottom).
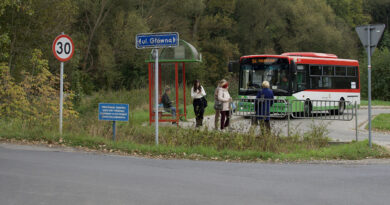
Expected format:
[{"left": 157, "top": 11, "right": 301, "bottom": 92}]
[{"left": 52, "top": 34, "right": 74, "bottom": 62}]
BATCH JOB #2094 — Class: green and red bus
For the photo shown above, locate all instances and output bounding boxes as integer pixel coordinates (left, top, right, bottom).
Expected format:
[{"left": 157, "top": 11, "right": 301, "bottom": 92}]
[{"left": 232, "top": 52, "right": 360, "bottom": 115}]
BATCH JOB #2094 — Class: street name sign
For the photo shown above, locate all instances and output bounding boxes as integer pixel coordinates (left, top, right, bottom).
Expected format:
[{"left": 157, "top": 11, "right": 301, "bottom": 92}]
[
  {"left": 99, "top": 103, "right": 129, "bottom": 121},
  {"left": 135, "top": 32, "right": 179, "bottom": 145},
  {"left": 136, "top": 32, "right": 179, "bottom": 49}
]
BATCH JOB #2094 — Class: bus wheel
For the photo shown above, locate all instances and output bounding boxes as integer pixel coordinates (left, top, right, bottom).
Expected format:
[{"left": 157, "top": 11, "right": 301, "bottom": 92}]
[
  {"left": 337, "top": 98, "right": 345, "bottom": 115},
  {"left": 304, "top": 100, "right": 312, "bottom": 117}
]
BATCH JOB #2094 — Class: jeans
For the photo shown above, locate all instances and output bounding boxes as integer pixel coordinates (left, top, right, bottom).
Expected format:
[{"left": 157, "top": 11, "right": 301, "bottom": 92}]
[
  {"left": 193, "top": 98, "right": 205, "bottom": 127},
  {"left": 214, "top": 109, "right": 221, "bottom": 130},
  {"left": 220, "top": 111, "right": 230, "bottom": 130},
  {"left": 165, "top": 107, "right": 176, "bottom": 119}
]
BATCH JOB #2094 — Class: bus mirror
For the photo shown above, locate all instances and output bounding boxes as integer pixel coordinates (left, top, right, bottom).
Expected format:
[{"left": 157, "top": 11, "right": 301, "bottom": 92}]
[
  {"left": 228, "top": 62, "right": 233, "bottom": 72},
  {"left": 228, "top": 60, "right": 239, "bottom": 73},
  {"left": 290, "top": 60, "right": 297, "bottom": 75}
]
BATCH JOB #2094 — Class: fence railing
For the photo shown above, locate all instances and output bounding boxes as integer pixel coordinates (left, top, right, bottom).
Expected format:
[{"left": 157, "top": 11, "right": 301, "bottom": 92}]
[
  {"left": 232, "top": 98, "right": 287, "bottom": 118},
  {"left": 231, "top": 98, "right": 359, "bottom": 140}
]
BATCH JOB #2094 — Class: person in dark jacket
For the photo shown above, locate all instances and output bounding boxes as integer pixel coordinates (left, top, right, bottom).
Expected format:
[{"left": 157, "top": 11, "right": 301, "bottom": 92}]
[
  {"left": 255, "top": 81, "right": 274, "bottom": 131},
  {"left": 161, "top": 86, "right": 176, "bottom": 121}
]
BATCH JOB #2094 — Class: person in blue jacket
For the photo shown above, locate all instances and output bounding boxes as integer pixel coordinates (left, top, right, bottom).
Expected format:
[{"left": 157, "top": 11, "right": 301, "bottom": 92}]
[{"left": 255, "top": 81, "right": 274, "bottom": 131}]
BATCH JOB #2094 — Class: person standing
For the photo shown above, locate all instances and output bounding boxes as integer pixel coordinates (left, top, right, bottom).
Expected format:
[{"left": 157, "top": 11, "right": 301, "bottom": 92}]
[
  {"left": 218, "top": 80, "right": 232, "bottom": 130},
  {"left": 256, "top": 81, "right": 274, "bottom": 131},
  {"left": 191, "top": 80, "right": 206, "bottom": 127},
  {"left": 214, "top": 79, "right": 226, "bottom": 130}
]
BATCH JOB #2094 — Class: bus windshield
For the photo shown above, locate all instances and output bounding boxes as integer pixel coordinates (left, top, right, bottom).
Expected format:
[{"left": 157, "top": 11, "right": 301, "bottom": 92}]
[{"left": 240, "top": 57, "right": 289, "bottom": 95}]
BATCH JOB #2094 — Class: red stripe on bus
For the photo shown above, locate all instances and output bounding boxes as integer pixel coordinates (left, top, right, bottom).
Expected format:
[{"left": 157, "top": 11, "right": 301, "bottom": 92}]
[{"left": 304, "top": 89, "right": 360, "bottom": 93}]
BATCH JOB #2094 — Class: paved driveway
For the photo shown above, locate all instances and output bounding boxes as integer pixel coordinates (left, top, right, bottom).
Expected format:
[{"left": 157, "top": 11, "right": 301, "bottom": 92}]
[{"left": 182, "top": 108, "right": 390, "bottom": 147}]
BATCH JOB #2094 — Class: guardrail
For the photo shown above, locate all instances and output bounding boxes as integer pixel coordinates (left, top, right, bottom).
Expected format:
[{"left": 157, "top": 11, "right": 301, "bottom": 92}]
[{"left": 231, "top": 98, "right": 358, "bottom": 140}]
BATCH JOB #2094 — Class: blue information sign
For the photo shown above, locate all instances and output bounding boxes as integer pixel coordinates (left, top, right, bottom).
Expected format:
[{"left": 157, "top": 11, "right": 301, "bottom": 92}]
[
  {"left": 98, "top": 103, "right": 129, "bottom": 121},
  {"left": 136, "top": 32, "right": 179, "bottom": 49}
]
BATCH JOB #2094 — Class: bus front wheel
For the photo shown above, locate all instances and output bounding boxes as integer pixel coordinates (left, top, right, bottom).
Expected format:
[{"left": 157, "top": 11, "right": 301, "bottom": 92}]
[
  {"left": 337, "top": 98, "right": 345, "bottom": 115},
  {"left": 330, "top": 98, "right": 345, "bottom": 115},
  {"left": 304, "top": 100, "right": 312, "bottom": 117}
]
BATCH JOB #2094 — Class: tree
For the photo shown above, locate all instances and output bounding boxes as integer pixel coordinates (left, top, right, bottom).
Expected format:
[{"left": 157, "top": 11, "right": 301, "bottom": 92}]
[
  {"left": 360, "top": 48, "right": 390, "bottom": 100},
  {"left": 326, "top": 0, "right": 370, "bottom": 27}
]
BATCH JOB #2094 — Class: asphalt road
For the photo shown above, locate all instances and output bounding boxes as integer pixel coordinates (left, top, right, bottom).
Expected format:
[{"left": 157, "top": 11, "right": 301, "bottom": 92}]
[{"left": 1, "top": 143, "right": 390, "bottom": 205}]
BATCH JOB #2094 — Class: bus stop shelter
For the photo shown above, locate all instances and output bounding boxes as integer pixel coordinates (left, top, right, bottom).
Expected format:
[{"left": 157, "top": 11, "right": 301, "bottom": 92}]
[{"left": 147, "top": 40, "right": 201, "bottom": 125}]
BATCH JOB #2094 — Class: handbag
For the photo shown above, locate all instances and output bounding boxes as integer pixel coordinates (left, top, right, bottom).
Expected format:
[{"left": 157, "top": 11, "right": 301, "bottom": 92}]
[
  {"left": 201, "top": 97, "right": 208, "bottom": 108},
  {"left": 214, "top": 89, "right": 224, "bottom": 110},
  {"left": 214, "top": 100, "right": 222, "bottom": 110}
]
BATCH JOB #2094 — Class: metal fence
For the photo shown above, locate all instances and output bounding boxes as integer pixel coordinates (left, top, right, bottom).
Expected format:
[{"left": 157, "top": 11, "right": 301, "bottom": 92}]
[
  {"left": 232, "top": 98, "right": 287, "bottom": 118},
  {"left": 231, "top": 98, "right": 358, "bottom": 140}
]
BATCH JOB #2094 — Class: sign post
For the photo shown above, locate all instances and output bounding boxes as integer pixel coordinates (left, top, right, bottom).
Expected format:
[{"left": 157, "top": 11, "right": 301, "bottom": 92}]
[
  {"left": 356, "top": 24, "right": 385, "bottom": 147},
  {"left": 52, "top": 33, "right": 74, "bottom": 135},
  {"left": 98, "top": 103, "right": 129, "bottom": 141},
  {"left": 136, "top": 32, "right": 179, "bottom": 145}
]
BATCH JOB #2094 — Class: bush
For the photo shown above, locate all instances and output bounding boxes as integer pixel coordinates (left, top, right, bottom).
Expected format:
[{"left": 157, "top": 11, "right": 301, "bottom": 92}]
[
  {"left": 0, "top": 50, "right": 78, "bottom": 125},
  {"left": 360, "top": 48, "right": 390, "bottom": 101}
]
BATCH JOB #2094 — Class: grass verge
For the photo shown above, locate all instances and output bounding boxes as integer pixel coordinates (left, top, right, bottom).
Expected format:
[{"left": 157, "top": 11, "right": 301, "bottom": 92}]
[
  {"left": 360, "top": 100, "right": 390, "bottom": 106},
  {"left": 368, "top": 113, "right": 390, "bottom": 132},
  {"left": 1, "top": 121, "right": 388, "bottom": 162}
]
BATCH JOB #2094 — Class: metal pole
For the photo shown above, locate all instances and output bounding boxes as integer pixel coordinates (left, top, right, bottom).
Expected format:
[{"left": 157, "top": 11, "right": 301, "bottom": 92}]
[
  {"left": 355, "top": 101, "right": 358, "bottom": 142},
  {"left": 155, "top": 49, "right": 159, "bottom": 145},
  {"left": 113, "top": 121, "right": 116, "bottom": 141},
  {"left": 175, "top": 62, "right": 179, "bottom": 125},
  {"left": 287, "top": 101, "right": 290, "bottom": 138},
  {"left": 59, "top": 61, "right": 63, "bottom": 135},
  {"left": 367, "top": 25, "right": 372, "bottom": 148}
]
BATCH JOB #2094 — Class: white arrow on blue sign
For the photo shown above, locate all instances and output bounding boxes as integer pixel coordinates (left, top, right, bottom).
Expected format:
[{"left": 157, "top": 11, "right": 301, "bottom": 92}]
[{"left": 136, "top": 32, "right": 179, "bottom": 49}]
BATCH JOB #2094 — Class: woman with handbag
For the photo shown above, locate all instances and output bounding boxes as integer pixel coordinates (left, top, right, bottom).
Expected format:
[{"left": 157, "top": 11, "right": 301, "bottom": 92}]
[
  {"left": 218, "top": 80, "right": 232, "bottom": 130},
  {"left": 191, "top": 80, "right": 206, "bottom": 127},
  {"left": 214, "top": 79, "right": 226, "bottom": 130}
]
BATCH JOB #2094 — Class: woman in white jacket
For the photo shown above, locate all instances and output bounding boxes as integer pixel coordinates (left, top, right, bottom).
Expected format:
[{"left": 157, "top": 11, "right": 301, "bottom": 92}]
[
  {"left": 191, "top": 80, "right": 206, "bottom": 127},
  {"left": 218, "top": 81, "right": 232, "bottom": 130}
]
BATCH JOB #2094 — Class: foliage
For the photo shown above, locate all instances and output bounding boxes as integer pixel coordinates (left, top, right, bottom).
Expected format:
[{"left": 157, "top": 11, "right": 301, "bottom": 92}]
[
  {"left": 327, "top": 0, "right": 371, "bottom": 27},
  {"left": 0, "top": 50, "right": 78, "bottom": 124},
  {"left": 1, "top": 0, "right": 390, "bottom": 111},
  {"left": 0, "top": 63, "right": 29, "bottom": 119},
  {"left": 3, "top": 0, "right": 389, "bottom": 92},
  {"left": 360, "top": 48, "right": 390, "bottom": 101}
]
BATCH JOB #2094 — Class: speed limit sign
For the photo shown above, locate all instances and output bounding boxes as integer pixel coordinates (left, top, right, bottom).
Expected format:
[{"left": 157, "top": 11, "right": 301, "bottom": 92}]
[
  {"left": 53, "top": 33, "right": 74, "bottom": 135},
  {"left": 52, "top": 34, "right": 74, "bottom": 62}
]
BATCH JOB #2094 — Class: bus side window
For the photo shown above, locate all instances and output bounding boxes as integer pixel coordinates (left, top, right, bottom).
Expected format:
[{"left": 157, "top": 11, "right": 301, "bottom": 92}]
[
  {"left": 310, "top": 77, "right": 321, "bottom": 89},
  {"left": 322, "top": 77, "right": 332, "bottom": 88},
  {"left": 296, "top": 65, "right": 306, "bottom": 91}
]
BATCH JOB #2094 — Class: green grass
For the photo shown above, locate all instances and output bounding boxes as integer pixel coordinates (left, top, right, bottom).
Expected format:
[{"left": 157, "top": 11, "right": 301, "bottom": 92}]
[
  {"left": 360, "top": 100, "right": 390, "bottom": 106},
  {"left": 369, "top": 113, "right": 390, "bottom": 132},
  {"left": 2, "top": 89, "right": 389, "bottom": 162},
  {"left": 0, "top": 120, "right": 388, "bottom": 162}
]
